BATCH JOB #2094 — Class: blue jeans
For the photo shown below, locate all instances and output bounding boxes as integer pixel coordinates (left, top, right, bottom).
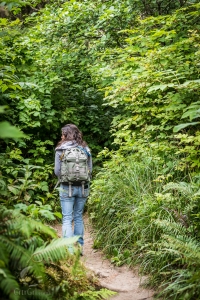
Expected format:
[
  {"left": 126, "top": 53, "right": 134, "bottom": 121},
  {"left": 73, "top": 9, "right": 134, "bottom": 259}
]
[{"left": 59, "top": 184, "right": 89, "bottom": 246}]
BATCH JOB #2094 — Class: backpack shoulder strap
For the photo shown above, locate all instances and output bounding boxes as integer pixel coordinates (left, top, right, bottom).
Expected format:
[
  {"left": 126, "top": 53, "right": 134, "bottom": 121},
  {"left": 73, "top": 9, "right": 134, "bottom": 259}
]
[{"left": 77, "top": 146, "right": 91, "bottom": 157}]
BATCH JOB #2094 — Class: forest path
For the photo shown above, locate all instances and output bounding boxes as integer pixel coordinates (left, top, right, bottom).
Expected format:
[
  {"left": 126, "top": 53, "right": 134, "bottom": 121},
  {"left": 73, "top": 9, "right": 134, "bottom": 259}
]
[{"left": 54, "top": 215, "right": 154, "bottom": 300}]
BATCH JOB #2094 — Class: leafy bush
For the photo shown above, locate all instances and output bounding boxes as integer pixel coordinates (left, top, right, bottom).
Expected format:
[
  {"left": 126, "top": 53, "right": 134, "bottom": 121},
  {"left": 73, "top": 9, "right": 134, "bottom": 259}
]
[
  {"left": 91, "top": 3, "right": 200, "bottom": 173},
  {"left": 0, "top": 150, "right": 61, "bottom": 219}
]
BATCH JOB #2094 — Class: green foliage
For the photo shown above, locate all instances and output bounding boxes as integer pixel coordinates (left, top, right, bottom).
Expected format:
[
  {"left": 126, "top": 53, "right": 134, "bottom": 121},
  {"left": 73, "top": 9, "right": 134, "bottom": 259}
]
[
  {"left": 1, "top": 0, "right": 199, "bottom": 169},
  {"left": 0, "top": 205, "right": 56, "bottom": 299},
  {"left": 0, "top": 120, "right": 26, "bottom": 138},
  {"left": 4, "top": 0, "right": 194, "bottom": 162},
  {"left": 74, "top": 289, "right": 116, "bottom": 300},
  {"left": 123, "top": 0, "right": 199, "bottom": 16},
  {"left": 14, "top": 202, "right": 59, "bottom": 221},
  {"left": 174, "top": 131, "right": 200, "bottom": 170},
  {"left": 1, "top": 1, "right": 200, "bottom": 299},
  {"left": 88, "top": 153, "right": 200, "bottom": 299},
  {"left": 0, "top": 205, "right": 114, "bottom": 300},
  {"left": 0, "top": 0, "right": 120, "bottom": 162},
  {"left": 0, "top": 150, "right": 60, "bottom": 218},
  {"left": 91, "top": 3, "right": 200, "bottom": 173},
  {"left": 0, "top": 0, "right": 55, "bottom": 16},
  {"left": 0, "top": 74, "right": 26, "bottom": 139}
]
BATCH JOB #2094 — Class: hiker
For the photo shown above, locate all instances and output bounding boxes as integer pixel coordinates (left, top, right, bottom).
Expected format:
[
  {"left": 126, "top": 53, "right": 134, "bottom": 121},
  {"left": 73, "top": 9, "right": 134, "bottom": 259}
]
[{"left": 54, "top": 124, "right": 92, "bottom": 253}]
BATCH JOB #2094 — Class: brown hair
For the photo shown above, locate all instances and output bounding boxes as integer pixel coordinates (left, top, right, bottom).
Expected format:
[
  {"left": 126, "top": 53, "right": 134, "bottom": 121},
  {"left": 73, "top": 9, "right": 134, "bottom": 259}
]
[{"left": 56, "top": 124, "right": 87, "bottom": 147}]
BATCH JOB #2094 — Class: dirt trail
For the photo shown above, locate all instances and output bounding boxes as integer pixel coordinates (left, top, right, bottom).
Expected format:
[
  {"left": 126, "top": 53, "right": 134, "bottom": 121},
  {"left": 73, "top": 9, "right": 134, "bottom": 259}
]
[{"left": 55, "top": 216, "right": 154, "bottom": 300}]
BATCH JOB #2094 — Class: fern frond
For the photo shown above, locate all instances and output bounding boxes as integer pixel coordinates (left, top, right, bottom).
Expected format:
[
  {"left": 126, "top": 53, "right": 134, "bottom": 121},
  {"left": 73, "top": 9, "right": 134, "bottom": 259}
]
[
  {"left": 160, "top": 269, "right": 200, "bottom": 299},
  {"left": 163, "top": 181, "right": 193, "bottom": 196},
  {"left": 0, "top": 268, "right": 19, "bottom": 300},
  {"left": 154, "top": 219, "right": 187, "bottom": 236},
  {"left": 18, "top": 218, "right": 57, "bottom": 239},
  {"left": 6, "top": 217, "right": 56, "bottom": 240},
  {"left": 0, "top": 235, "right": 45, "bottom": 280},
  {"left": 33, "top": 237, "right": 78, "bottom": 264},
  {"left": 0, "top": 206, "right": 56, "bottom": 240},
  {"left": 0, "top": 206, "right": 99, "bottom": 299},
  {"left": 79, "top": 288, "right": 117, "bottom": 299},
  {"left": 0, "top": 242, "right": 9, "bottom": 266},
  {"left": 22, "top": 236, "right": 44, "bottom": 250},
  {"left": 162, "top": 235, "right": 200, "bottom": 266}
]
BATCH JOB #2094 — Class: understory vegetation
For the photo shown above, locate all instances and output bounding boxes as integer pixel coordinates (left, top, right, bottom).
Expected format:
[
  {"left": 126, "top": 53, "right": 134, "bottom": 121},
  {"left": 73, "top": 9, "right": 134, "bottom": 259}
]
[
  {"left": 0, "top": 0, "right": 200, "bottom": 299},
  {"left": 89, "top": 154, "right": 200, "bottom": 299},
  {"left": 0, "top": 205, "right": 115, "bottom": 300}
]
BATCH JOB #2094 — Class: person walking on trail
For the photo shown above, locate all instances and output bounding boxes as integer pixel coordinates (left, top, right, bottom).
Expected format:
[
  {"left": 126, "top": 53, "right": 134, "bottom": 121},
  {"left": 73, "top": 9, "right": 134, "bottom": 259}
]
[{"left": 54, "top": 124, "right": 92, "bottom": 254}]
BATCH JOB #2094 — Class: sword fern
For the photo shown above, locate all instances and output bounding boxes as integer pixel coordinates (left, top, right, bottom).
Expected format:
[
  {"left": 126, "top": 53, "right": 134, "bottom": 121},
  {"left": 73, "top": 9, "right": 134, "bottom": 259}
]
[{"left": 0, "top": 205, "right": 78, "bottom": 300}]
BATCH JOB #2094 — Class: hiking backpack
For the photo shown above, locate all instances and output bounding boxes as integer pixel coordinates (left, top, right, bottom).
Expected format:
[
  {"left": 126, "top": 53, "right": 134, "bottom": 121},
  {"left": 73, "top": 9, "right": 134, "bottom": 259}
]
[{"left": 59, "top": 147, "right": 90, "bottom": 196}]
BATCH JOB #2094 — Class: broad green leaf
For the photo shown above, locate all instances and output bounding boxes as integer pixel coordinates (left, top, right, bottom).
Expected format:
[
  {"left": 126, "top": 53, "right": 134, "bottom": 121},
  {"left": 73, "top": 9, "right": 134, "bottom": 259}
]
[
  {"left": 148, "top": 83, "right": 175, "bottom": 93},
  {"left": 53, "top": 212, "right": 62, "bottom": 219},
  {"left": 181, "top": 110, "right": 200, "bottom": 121},
  {"left": 173, "top": 122, "right": 200, "bottom": 133},
  {"left": 0, "top": 122, "right": 27, "bottom": 139}
]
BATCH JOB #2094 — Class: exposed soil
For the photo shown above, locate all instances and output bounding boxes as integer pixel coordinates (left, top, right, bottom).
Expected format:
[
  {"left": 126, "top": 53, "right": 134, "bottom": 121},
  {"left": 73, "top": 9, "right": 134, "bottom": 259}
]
[{"left": 54, "top": 216, "right": 154, "bottom": 300}]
